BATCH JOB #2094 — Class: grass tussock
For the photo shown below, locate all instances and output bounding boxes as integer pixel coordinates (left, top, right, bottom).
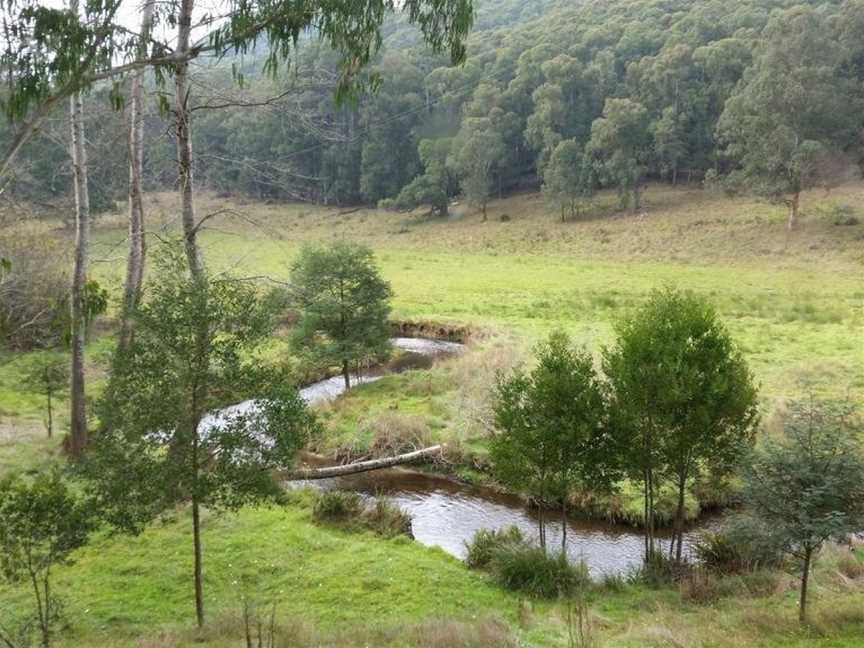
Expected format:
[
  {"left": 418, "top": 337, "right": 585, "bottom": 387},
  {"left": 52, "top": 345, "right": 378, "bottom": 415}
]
[{"left": 312, "top": 490, "right": 413, "bottom": 539}]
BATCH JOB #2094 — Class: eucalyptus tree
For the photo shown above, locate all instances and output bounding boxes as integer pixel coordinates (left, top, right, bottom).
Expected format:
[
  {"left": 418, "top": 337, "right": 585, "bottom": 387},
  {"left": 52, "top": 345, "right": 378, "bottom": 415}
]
[
  {"left": 742, "top": 400, "right": 864, "bottom": 622},
  {"left": 449, "top": 117, "right": 506, "bottom": 220},
  {"left": 587, "top": 98, "right": 652, "bottom": 212},
  {"left": 717, "top": 6, "right": 858, "bottom": 231},
  {"left": 89, "top": 246, "right": 320, "bottom": 627},
  {"left": 542, "top": 139, "right": 594, "bottom": 222}
]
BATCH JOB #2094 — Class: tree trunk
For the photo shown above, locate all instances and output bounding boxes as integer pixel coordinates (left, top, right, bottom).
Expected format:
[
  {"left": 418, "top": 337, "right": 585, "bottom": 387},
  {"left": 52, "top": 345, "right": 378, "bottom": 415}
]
[
  {"left": 799, "top": 547, "right": 812, "bottom": 623},
  {"left": 175, "top": 0, "right": 203, "bottom": 281},
  {"left": 481, "top": 202, "right": 487, "bottom": 222},
  {"left": 561, "top": 498, "right": 567, "bottom": 554},
  {"left": 538, "top": 506, "right": 546, "bottom": 552},
  {"left": 46, "top": 390, "right": 53, "bottom": 438},
  {"left": 286, "top": 445, "right": 444, "bottom": 480},
  {"left": 673, "top": 474, "right": 687, "bottom": 563},
  {"left": 342, "top": 359, "right": 351, "bottom": 390},
  {"left": 632, "top": 182, "right": 642, "bottom": 213},
  {"left": 118, "top": 0, "right": 154, "bottom": 352},
  {"left": 787, "top": 191, "right": 800, "bottom": 232},
  {"left": 672, "top": 164, "right": 678, "bottom": 186},
  {"left": 192, "top": 496, "right": 204, "bottom": 627},
  {"left": 68, "top": 80, "right": 90, "bottom": 457}
]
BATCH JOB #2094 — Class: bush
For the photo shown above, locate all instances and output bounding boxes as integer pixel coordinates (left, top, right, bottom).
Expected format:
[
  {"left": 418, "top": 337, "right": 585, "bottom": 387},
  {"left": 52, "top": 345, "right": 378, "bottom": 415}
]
[
  {"left": 312, "top": 490, "right": 363, "bottom": 522},
  {"left": 694, "top": 515, "right": 786, "bottom": 574},
  {"left": 490, "top": 545, "right": 590, "bottom": 599},
  {"left": 361, "top": 497, "right": 413, "bottom": 539},
  {"left": 364, "top": 413, "right": 433, "bottom": 457},
  {"left": 464, "top": 526, "right": 525, "bottom": 569}
]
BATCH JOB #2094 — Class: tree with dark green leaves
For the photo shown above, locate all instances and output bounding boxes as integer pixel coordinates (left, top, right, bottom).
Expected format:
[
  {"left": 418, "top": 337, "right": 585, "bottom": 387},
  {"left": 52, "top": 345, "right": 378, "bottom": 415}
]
[
  {"left": 23, "top": 357, "right": 69, "bottom": 439},
  {"left": 742, "top": 400, "right": 864, "bottom": 623},
  {"left": 290, "top": 242, "right": 393, "bottom": 390},
  {"left": 716, "top": 6, "right": 859, "bottom": 232},
  {"left": 542, "top": 139, "right": 594, "bottom": 222},
  {"left": 587, "top": 98, "right": 652, "bottom": 211},
  {"left": 87, "top": 246, "right": 319, "bottom": 627},
  {"left": 604, "top": 288, "right": 758, "bottom": 562},
  {"left": 0, "top": 470, "right": 95, "bottom": 648},
  {"left": 491, "top": 330, "right": 614, "bottom": 553},
  {"left": 384, "top": 138, "right": 455, "bottom": 217}
]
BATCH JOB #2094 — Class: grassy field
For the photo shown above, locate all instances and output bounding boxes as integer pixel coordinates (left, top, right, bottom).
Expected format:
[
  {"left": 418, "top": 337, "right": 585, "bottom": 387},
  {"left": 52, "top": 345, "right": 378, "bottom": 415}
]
[{"left": 2, "top": 184, "right": 864, "bottom": 646}]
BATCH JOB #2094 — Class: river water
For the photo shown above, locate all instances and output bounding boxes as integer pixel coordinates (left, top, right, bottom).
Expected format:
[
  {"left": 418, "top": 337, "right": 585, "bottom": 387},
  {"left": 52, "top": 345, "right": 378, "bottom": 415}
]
[{"left": 288, "top": 336, "right": 703, "bottom": 576}]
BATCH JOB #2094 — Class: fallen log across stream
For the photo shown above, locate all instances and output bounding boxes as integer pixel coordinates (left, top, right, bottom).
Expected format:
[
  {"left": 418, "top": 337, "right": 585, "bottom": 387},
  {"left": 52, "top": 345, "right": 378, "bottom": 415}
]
[{"left": 285, "top": 445, "right": 445, "bottom": 481}]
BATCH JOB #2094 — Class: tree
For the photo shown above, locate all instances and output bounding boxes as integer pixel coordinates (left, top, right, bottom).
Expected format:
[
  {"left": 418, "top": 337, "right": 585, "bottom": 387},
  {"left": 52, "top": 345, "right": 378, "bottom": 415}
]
[
  {"left": 541, "top": 139, "right": 594, "bottom": 222},
  {"left": 716, "top": 7, "right": 858, "bottom": 231},
  {"left": 0, "top": 471, "right": 95, "bottom": 648},
  {"left": 88, "top": 246, "right": 319, "bottom": 627},
  {"left": 491, "top": 330, "right": 613, "bottom": 552},
  {"left": 384, "top": 138, "right": 455, "bottom": 217},
  {"left": 603, "top": 288, "right": 758, "bottom": 561},
  {"left": 449, "top": 118, "right": 506, "bottom": 220},
  {"left": 23, "top": 357, "right": 69, "bottom": 439},
  {"left": 742, "top": 400, "right": 864, "bottom": 623},
  {"left": 290, "top": 242, "right": 392, "bottom": 390},
  {"left": 587, "top": 98, "right": 652, "bottom": 211}
]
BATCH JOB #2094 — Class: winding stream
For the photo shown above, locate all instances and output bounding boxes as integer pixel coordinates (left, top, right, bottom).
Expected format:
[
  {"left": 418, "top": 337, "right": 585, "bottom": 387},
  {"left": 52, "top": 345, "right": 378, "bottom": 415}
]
[{"left": 290, "top": 336, "right": 705, "bottom": 576}]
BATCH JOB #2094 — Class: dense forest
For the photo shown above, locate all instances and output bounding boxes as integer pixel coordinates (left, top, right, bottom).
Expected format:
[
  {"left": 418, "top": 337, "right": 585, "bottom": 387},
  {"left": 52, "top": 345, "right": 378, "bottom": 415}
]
[{"left": 4, "top": 0, "right": 863, "bottom": 227}]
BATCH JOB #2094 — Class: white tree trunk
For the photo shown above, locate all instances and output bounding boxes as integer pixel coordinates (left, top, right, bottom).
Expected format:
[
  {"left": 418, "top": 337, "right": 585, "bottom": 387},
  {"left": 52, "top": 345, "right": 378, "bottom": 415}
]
[
  {"left": 68, "top": 74, "right": 89, "bottom": 456},
  {"left": 285, "top": 445, "right": 444, "bottom": 480},
  {"left": 118, "top": 0, "right": 155, "bottom": 352}
]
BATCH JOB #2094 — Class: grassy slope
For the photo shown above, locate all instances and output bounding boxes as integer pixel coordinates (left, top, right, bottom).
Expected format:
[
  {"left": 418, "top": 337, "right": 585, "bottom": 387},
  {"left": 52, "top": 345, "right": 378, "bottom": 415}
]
[{"left": 2, "top": 184, "right": 864, "bottom": 646}]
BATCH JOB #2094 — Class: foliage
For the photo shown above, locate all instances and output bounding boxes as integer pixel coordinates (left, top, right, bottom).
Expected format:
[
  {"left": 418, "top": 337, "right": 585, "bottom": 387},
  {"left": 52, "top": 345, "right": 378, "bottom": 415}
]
[
  {"left": 312, "top": 490, "right": 364, "bottom": 523},
  {"left": 383, "top": 139, "right": 455, "bottom": 217},
  {"left": 603, "top": 288, "right": 758, "bottom": 561},
  {"left": 22, "top": 355, "right": 68, "bottom": 438},
  {"left": 489, "top": 544, "right": 590, "bottom": 599},
  {"left": 311, "top": 490, "right": 413, "bottom": 538},
  {"left": 464, "top": 526, "right": 525, "bottom": 569},
  {"left": 491, "top": 330, "right": 614, "bottom": 550},
  {"left": 449, "top": 118, "right": 506, "bottom": 219},
  {"left": 84, "top": 245, "right": 319, "bottom": 623},
  {"left": 0, "top": 470, "right": 95, "bottom": 647},
  {"left": 741, "top": 399, "right": 864, "bottom": 621},
  {"left": 290, "top": 241, "right": 393, "bottom": 388},
  {"left": 541, "top": 139, "right": 594, "bottom": 222}
]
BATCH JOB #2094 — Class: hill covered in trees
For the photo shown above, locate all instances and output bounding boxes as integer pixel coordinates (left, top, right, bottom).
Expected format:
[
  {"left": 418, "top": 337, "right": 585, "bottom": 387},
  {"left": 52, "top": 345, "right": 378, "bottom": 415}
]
[{"left": 4, "top": 0, "right": 863, "bottom": 226}]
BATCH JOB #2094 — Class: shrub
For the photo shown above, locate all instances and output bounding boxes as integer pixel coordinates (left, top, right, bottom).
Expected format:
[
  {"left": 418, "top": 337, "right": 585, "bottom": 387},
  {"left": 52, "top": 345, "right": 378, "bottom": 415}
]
[
  {"left": 740, "top": 570, "right": 781, "bottom": 597},
  {"left": 490, "top": 545, "right": 590, "bottom": 599},
  {"left": 464, "top": 526, "right": 525, "bottom": 569},
  {"left": 312, "top": 490, "right": 363, "bottom": 523},
  {"left": 361, "top": 497, "right": 413, "bottom": 539},
  {"left": 694, "top": 514, "right": 786, "bottom": 574}
]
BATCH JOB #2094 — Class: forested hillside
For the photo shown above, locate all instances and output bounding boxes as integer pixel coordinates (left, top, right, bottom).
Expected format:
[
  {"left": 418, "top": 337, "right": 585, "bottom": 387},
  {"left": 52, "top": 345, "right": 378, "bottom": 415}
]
[{"left": 4, "top": 0, "right": 863, "bottom": 226}]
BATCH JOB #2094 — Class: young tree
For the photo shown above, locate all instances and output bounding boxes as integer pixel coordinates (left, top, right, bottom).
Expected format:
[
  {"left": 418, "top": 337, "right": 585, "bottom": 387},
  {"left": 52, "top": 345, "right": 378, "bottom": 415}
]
[
  {"left": 742, "top": 400, "right": 864, "bottom": 623},
  {"left": 23, "top": 357, "right": 69, "bottom": 439},
  {"left": 587, "top": 98, "right": 652, "bottom": 212},
  {"left": 541, "top": 139, "right": 594, "bottom": 222},
  {"left": 491, "top": 331, "right": 613, "bottom": 552},
  {"left": 0, "top": 471, "right": 95, "bottom": 648},
  {"left": 88, "top": 246, "right": 319, "bottom": 627},
  {"left": 603, "top": 288, "right": 758, "bottom": 561},
  {"left": 290, "top": 242, "right": 392, "bottom": 390},
  {"left": 449, "top": 118, "right": 506, "bottom": 220},
  {"left": 716, "top": 6, "right": 858, "bottom": 231}
]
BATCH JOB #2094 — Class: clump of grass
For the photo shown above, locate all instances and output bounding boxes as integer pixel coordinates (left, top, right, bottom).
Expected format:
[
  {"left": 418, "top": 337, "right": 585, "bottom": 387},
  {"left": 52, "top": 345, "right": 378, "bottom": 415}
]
[
  {"left": 837, "top": 552, "right": 864, "bottom": 580},
  {"left": 693, "top": 515, "right": 786, "bottom": 574},
  {"left": 312, "top": 490, "right": 413, "bottom": 539},
  {"left": 464, "top": 526, "right": 525, "bottom": 569},
  {"left": 361, "top": 497, "right": 414, "bottom": 539},
  {"left": 491, "top": 545, "right": 590, "bottom": 599},
  {"left": 312, "top": 490, "right": 363, "bottom": 523},
  {"left": 364, "top": 413, "right": 433, "bottom": 457}
]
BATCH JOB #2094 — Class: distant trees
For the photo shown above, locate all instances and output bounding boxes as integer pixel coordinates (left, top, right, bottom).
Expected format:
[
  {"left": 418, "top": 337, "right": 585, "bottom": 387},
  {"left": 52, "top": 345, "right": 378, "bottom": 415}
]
[
  {"left": 541, "top": 139, "right": 593, "bottom": 222},
  {"left": 450, "top": 118, "right": 506, "bottom": 220},
  {"left": 384, "top": 139, "right": 455, "bottom": 217},
  {"left": 0, "top": 471, "right": 95, "bottom": 648},
  {"left": 716, "top": 6, "right": 860, "bottom": 231},
  {"left": 491, "top": 331, "right": 613, "bottom": 552},
  {"left": 587, "top": 99, "right": 652, "bottom": 211},
  {"left": 23, "top": 357, "right": 69, "bottom": 439},
  {"left": 290, "top": 242, "right": 393, "bottom": 389},
  {"left": 89, "top": 247, "right": 319, "bottom": 627},
  {"left": 742, "top": 400, "right": 864, "bottom": 622}
]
